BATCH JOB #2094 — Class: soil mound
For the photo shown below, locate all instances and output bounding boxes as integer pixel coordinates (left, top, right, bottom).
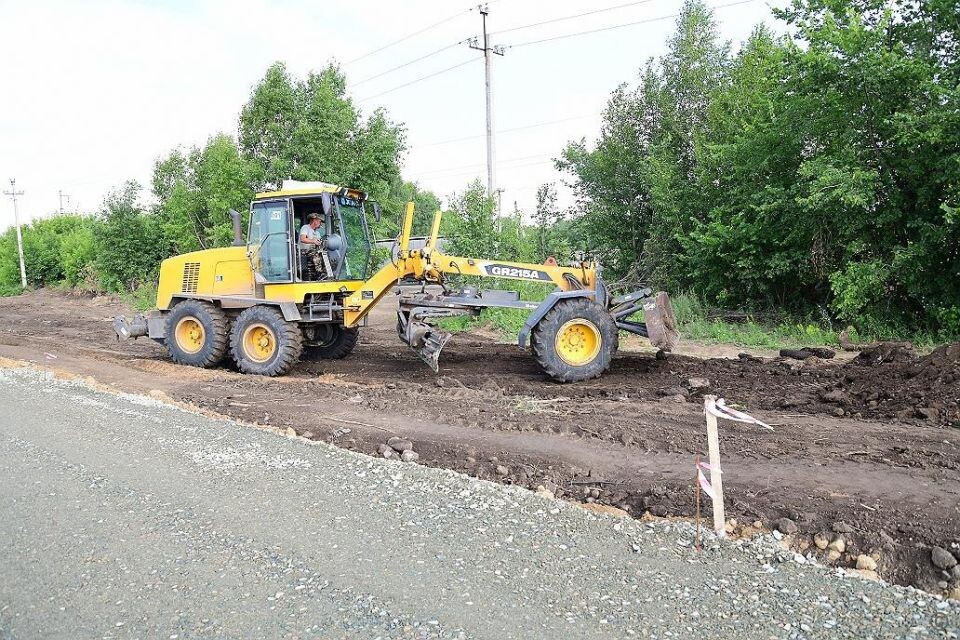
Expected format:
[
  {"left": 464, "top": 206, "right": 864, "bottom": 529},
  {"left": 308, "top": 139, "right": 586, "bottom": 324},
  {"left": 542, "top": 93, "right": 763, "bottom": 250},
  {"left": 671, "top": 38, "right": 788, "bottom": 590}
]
[{"left": 839, "top": 342, "right": 959, "bottom": 425}]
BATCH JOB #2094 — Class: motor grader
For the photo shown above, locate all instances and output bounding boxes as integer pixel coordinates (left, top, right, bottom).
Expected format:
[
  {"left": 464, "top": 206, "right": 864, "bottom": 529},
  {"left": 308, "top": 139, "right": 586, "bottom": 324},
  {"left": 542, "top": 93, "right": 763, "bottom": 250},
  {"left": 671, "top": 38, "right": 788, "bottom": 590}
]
[{"left": 114, "top": 181, "right": 678, "bottom": 382}]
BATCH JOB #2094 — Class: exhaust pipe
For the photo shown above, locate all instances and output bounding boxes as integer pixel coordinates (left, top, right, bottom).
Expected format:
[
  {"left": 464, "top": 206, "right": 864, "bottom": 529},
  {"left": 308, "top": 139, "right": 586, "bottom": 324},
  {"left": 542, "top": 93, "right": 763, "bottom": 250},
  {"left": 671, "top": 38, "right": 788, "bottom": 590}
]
[{"left": 230, "top": 209, "right": 244, "bottom": 246}]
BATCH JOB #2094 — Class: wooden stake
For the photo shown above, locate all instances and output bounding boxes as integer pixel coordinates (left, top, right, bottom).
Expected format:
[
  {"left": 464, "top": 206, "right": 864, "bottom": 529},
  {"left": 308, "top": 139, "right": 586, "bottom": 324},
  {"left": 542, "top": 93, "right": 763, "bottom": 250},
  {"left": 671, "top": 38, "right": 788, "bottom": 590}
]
[
  {"left": 704, "top": 395, "right": 726, "bottom": 538},
  {"left": 694, "top": 454, "right": 702, "bottom": 551}
]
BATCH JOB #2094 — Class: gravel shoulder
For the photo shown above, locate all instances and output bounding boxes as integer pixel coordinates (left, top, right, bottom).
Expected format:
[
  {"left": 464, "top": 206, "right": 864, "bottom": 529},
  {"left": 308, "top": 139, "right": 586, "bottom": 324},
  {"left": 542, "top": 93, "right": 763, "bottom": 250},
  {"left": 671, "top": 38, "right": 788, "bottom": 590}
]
[{"left": 0, "top": 367, "right": 958, "bottom": 639}]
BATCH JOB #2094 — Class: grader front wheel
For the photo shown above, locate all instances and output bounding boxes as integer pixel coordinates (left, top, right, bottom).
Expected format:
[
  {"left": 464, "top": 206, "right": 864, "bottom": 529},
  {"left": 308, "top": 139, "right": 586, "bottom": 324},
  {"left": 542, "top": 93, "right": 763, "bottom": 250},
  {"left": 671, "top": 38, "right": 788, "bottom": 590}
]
[
  {"left": 531, "top": 298, "right": 618, "bottom": 383},
  {"left": 230, "top": 306, "right": 303, "bottom": 376}
]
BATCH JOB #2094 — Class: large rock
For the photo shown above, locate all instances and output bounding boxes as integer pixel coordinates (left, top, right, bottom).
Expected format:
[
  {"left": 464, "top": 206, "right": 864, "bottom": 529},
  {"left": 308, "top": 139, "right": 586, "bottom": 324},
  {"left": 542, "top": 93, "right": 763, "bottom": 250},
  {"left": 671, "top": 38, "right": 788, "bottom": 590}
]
[
  {"left": 931, "top": 546, "right": 958, "bottom": 570},
  {"left": 813, "top": 533, "right": 830, "bottom": 550},
  {"left": 828, "top": 537, "right": 846, "bottom": 553},
  {"left": 775, "top": 518, "right": 798, "bottom": 535},
  {"left": 387, "top": 437, "right": 413, "bottom": 453},
  {"left": 856, "top": 554, "right": 878, "bottom": 571},
  {"left": 684, "top": 377, "right": 711, "bottom": 391}
]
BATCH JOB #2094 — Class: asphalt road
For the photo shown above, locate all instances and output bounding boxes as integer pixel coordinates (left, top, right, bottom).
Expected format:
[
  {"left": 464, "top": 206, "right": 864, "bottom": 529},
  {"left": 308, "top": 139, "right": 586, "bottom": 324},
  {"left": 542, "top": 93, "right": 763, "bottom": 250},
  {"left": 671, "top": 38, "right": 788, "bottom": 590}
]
[{"left": 1, "top": 367, "right": 958, "bottom": 640}]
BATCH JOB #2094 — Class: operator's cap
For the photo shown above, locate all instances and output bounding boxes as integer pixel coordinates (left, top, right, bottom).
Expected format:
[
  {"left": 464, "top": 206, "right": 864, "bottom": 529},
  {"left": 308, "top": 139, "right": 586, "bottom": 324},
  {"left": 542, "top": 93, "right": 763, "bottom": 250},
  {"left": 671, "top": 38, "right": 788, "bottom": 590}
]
[{"left": 306, "top": 212, "right": 322, "bottom": 221}]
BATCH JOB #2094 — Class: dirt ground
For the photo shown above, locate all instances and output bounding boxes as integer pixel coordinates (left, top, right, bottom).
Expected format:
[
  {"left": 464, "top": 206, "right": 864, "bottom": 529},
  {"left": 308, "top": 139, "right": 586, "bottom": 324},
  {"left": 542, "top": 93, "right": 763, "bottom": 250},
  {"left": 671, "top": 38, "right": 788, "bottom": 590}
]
[{"left": 1, "top": 288, "right": 958, "bottom": 593}]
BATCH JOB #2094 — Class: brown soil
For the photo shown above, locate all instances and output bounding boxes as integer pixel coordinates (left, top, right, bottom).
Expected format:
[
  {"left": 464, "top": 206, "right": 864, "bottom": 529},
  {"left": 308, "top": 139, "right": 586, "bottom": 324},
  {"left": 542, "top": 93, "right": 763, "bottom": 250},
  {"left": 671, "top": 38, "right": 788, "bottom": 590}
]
[{"left": 1, "top": 289, "right": 958, "bottom": 593}]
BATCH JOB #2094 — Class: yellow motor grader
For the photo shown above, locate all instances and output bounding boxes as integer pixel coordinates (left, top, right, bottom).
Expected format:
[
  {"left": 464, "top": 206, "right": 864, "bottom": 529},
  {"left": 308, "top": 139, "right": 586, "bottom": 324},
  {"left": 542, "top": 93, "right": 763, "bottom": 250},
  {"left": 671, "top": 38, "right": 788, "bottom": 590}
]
[{"left": 114, "top": 181, "right": 678, "bottom": 382}]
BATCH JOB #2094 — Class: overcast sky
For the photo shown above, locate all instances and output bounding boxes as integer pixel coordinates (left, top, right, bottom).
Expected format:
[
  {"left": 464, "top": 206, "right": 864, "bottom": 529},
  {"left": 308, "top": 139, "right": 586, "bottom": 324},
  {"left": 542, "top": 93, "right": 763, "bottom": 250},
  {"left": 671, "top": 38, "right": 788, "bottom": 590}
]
[{"left": 0, "top": 0, "right": 785, "bottom": 231}]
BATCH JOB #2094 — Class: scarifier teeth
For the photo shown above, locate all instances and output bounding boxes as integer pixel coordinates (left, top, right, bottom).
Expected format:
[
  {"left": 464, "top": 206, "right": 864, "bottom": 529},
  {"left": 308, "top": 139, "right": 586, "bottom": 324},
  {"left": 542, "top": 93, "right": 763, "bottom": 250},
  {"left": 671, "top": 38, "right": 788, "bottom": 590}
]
[{"left": 399, "top": 320, "right": 452, "bottom": 373}]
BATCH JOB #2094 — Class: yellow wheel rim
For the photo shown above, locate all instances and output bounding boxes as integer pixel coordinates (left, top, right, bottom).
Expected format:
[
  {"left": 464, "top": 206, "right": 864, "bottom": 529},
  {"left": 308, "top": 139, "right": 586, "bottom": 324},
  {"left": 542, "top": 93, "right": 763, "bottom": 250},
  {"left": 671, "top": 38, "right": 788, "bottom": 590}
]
[
  {"left": 242, "top": 323, "right": 276, "bottom": 363},
  {"left": 174, "top": 317, "right": 206, "bottom": 354},
  {"left": 555, "top": 319, "right": 601, "bottom": 366}
]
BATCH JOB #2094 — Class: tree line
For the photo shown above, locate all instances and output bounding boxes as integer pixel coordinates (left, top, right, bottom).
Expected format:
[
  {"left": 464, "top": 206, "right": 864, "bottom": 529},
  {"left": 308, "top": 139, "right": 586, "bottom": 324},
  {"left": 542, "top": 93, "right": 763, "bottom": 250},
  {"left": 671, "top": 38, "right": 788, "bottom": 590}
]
[{"left": 1, "top": 0, "right": 957, "bottom": 338}]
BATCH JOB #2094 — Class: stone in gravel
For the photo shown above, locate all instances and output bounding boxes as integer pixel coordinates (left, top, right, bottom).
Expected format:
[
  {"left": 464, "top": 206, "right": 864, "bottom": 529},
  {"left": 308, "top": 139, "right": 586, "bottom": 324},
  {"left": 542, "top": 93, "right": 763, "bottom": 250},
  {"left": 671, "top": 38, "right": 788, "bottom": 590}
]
[
  {"left": 495, "top": 465, "right": 510, "bottom": 476},
  {"left": 776, "top": 518, "right": 798, "bottom": 535},
  {"left": 832, "top": 521, "right": 854, "bottom": 534},
  {"left": 851, "top": 569, "right": 881, "bottom": 582},
  {"left": 535, "top": 485, "right": 554, "bottom": 500},
  {"left": 590, "top": 488, "right": 600, "bottom": 499},
  {"left": 856, "top": 554, "right": 878, "bottom": 571},
  {"left": 578, "top": 502, "right": 630, "bottom": 518},
  {"left": 915, "top": 407, "right": 939, "bottom": 421},
  {"left": 826, "top": 549, "right": 842, "bottom": 562},
  {"left": 400, "top": 450, "right": 419, "bottom": 463},
  {"left": 465, "top": 456, "right": 476, "bottom": 464},
  {"left": 931, "top": 546, "right": 958, "bottom": 570},
  {"left": 300, "top": 430, "right": 314, "bottom": 438},
  {"left": 814, "top": 533, "right": 830, "bottom": 550},
  {"left": 659, "top": 394, "right": 687, "bottom": 404},
  {"left": 284, "top": 427, "right": 297, "bottom": 437},
  {"left": 949, "top": 586, "right": 960, "bottom": 601},
  {"left": 951, "top": 565, "right": 960, "bottom": 580},
  {"left": 387, "top": 437, "right": 413, "bottom": 453},
  {"left": 832, "top": 407, "right": 845, "bottom": 417},
  {"left": 828, "top": 537, "right": 846, "bottom": 553},
  {"left": 684, "top": 377, "right": 710, "bottom": 391}
]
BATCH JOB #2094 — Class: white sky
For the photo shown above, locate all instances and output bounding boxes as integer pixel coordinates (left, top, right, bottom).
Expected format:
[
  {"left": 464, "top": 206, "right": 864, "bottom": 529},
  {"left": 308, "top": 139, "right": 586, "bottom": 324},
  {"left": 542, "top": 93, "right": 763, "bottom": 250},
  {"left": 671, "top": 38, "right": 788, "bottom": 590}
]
[{"left": 0, "top": 0, "right": 784, "bottom": 231}]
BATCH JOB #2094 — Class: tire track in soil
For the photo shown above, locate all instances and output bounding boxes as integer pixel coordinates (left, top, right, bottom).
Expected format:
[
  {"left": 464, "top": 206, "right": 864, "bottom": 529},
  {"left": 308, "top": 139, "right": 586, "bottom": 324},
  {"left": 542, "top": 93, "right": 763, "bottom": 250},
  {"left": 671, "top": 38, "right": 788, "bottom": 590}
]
[{"left": 0, "top": 288, "right": 958, "bottom": 593}]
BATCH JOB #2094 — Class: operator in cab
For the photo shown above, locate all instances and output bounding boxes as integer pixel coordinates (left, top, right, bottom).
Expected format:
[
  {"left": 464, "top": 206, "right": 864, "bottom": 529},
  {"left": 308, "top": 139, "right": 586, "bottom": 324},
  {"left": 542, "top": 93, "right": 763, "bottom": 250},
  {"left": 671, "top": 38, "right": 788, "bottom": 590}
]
[{"left": 299, "top": 212, "right": 329, "bottom": 281}]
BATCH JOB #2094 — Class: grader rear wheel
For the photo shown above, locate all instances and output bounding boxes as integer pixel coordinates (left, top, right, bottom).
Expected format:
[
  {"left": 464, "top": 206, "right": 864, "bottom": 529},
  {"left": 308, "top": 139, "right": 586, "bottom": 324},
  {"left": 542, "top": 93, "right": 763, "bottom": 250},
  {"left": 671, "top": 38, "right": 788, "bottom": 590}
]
[
  {"left": 230, "top": 306, "right": 303, "bottom": 376},
  {"left": 531, "top": 298, "right": 618, "bottom": 383},
  {"left": 164, "top": 299, "right": 229, "bottom": 368}
]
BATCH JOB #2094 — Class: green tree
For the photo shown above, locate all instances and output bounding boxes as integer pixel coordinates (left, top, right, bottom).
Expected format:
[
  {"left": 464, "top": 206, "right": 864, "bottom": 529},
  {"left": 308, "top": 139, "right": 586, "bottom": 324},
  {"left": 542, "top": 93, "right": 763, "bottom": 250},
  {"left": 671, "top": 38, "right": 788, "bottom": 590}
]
[
  {"left": 239, "top": 62, "right": 407, "bottom": 232},
  {"left": 95, "top": 182, "right": 168, "bottom": 292},
  {"left": 153, "top": 134, "right": 256, "bottom": 252},
  {"left": 532, "top": 183, "right": 569, "bottom": 262}
]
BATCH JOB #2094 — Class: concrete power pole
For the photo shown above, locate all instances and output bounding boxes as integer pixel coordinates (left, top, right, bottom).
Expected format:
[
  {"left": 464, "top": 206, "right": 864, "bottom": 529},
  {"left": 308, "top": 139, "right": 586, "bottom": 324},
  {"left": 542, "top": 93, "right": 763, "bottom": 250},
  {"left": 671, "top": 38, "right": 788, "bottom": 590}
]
[
  {"left": 58, "top": 190, "right": 70, "bottom": 215},
  {"left": 3, "top": 179, "right": 27, "bottom": 288},
  {"left": 469, "top": 4, "right": 504, "bottom": 200}
]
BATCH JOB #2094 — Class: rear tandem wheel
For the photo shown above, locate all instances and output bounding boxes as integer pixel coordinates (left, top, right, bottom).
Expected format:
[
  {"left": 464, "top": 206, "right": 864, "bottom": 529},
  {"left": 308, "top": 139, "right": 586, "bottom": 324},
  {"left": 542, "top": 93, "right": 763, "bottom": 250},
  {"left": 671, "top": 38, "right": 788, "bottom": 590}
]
[{"left": 230, "top": 305, "right": 303, "bottom": 376}]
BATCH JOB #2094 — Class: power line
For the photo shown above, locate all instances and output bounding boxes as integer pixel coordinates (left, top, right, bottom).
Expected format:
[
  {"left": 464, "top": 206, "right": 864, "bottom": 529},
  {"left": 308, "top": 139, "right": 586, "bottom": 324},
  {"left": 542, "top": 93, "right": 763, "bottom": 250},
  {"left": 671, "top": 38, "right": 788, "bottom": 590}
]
[
  {"left": 415, "top": 152, "right": 550, "bottom": 177},
  {"left": 352, "top": 39, "right": 472, "bottom": 86},
  {"left": 344, "top": 8, "right": 471, "bottom": 66},
  {"left": 490, "top": 0, "right": 657, "bottom": 36},
  {"left": 505, "top": 0, "right": 758, "bottom": 49},
  {"left": 410, "top": 113, "right": 598, "bottom": 149},
  {"left": 358, "top": 57, "right": 479, "bottom": 102}
]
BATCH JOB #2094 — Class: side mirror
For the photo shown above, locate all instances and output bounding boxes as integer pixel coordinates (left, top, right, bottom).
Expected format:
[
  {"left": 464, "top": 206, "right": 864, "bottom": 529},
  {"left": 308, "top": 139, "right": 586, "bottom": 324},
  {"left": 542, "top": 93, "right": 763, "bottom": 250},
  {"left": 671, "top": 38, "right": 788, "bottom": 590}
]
[
  {"left": 371, "top": 201, "right": 382, "bottom": 222},
  {"left": 320, "top": 192, "right": 334, "bottom": 217}
]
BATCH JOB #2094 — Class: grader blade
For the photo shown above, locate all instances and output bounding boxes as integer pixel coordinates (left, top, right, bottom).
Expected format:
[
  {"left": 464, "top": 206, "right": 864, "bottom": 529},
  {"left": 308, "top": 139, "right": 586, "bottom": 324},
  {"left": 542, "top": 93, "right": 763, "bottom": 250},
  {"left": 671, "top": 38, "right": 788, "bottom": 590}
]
[{"left": 643, "top": 291, "right": 680, "bottom": 352}]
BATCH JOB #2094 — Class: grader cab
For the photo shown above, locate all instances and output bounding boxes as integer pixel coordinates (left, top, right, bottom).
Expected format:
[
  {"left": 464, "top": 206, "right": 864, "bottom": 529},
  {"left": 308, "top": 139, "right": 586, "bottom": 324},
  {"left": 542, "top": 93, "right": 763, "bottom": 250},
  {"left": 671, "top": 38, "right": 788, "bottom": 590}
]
[{"left": 114, "top": 181, "right": 678, "bottom": 382}]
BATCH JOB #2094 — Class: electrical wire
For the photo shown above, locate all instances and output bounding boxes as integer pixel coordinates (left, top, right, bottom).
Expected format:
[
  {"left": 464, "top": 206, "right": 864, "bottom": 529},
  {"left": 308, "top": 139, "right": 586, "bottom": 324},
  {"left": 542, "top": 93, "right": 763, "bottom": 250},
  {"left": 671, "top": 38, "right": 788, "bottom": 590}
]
[
  {"left": 414, "top": 152, "right": 550, "bottom": 177},
  {"left": 504, "top": 0, "right": 758, "bottom": 50},
  {"left": 344, "top": 9, "right": 471, "bottom": 65},
  {"left": 358, "top": 58, "right": 479, "bottom": 101},
  {"left": 352, "top": 38, "right": 475, "bottom": 86},
  {"left": 490, "top": 0, "right": 657, "bottom": 36},
  {"left": 409, "top": 113, "right": 598, "bottom": 149}
]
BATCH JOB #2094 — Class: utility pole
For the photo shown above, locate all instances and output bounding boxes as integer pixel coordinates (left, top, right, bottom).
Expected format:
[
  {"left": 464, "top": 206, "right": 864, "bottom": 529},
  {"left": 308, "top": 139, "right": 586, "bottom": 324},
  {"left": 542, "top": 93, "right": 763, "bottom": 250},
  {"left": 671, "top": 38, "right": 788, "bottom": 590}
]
[
  {"left": 3, "top": 179, "right": 27, "bottom": 288},
  {"left": 58, "top": 190, "right": 70, "bottom": 215},
  {"left": 469, "top": 4, "right": 504, "bottom": 200}
]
